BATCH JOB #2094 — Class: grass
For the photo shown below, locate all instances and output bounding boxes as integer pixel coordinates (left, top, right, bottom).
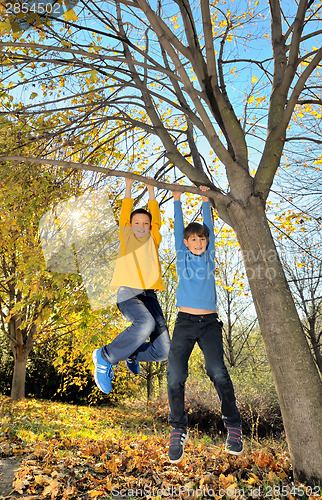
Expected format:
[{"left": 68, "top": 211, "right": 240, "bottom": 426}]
[{"left": 1, "top": 396, "right": 159, "bottom": 442}]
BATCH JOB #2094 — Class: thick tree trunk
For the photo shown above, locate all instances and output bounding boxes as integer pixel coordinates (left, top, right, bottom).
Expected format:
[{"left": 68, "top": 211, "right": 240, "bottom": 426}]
[
  {"left": 229, "top": 195, "right": 322, "bottom": 484},
  {"left": 9, "top": 323, "right": 35, "bottom": 400},
  {"left": 10, "top": 345, "right": 29, "bottom": 399}
]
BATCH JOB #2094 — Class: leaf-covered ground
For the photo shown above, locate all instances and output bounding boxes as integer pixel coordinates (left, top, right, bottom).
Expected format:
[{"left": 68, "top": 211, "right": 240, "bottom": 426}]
[{"left": 0, "top": 396, "right": 321, "bottom": 500}]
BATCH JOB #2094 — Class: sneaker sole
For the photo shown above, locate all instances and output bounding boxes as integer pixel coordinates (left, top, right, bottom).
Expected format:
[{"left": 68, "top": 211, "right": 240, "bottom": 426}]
[
  {"left": 225, "top": 445, "right": 243, "bottom": 456},
  {"left": 169, "top": 433, "right": 189, "bottom": 464}
]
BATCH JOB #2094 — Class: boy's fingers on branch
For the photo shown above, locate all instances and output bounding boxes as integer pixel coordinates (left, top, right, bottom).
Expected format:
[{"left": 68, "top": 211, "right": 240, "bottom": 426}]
[
  {"left": 144, "top": 177, "right": 156, "bottom": 199},
  {"left": 199, "top": 185, "right": 210, "bottom": 202},
  {"left": 171, "top": 184, "right": 182, "bottom": 201}
]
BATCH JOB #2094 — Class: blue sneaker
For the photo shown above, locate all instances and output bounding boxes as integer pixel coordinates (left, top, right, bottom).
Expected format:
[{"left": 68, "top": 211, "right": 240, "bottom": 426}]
[
  {"left": 126, "top": 358, "right": 140, "bottom": 375},
  {"left": 92, "top": 348, "right": 115, "bottom": 394}
]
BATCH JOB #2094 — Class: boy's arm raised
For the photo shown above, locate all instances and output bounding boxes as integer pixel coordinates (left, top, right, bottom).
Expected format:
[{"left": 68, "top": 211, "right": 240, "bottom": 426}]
[
  {"left": 120, "top": 178, "right": 134, "bottom": 226},
  {"left": 146, "top": 178, "right": 162, "bottom": 247},
  {"left": 200, "top": 186, "right": 215, "bottom": 250},
  {"left": 146, "top": 179, "right": 155, "bottom": 201},
  {"left": 172, "top": 189, "right": 185, "bottom": 252},
  {"left": 124, "top": 177, "right": 133, "bottom": 199}
]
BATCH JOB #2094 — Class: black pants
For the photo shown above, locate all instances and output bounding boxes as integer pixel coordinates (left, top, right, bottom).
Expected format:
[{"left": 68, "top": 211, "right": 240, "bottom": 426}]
[{"left": 167, "top": 312, "right": 241, "bottom": 429}]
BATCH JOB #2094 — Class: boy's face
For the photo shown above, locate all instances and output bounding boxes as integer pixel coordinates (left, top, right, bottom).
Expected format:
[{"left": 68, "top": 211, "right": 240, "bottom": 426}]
[
  {"left": 130, "top": 213, "right": 152, "bottom": 237},
  {"left": 184, "top": 233, "right": 209, "bottom": 255}
]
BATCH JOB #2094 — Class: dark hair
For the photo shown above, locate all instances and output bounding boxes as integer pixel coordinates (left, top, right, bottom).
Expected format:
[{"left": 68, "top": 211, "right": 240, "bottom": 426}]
[
  {"left": 184, "top": 222, "right": 209, "bottom": 240},
  {"left": 130, "top": 208, "right": 152, "bottom": 223}
]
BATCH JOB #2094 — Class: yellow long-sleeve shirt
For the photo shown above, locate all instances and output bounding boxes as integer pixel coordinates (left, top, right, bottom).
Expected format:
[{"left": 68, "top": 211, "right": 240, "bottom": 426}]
[{"left": 110, "top": 198, "right": 165, "bottom": 291}]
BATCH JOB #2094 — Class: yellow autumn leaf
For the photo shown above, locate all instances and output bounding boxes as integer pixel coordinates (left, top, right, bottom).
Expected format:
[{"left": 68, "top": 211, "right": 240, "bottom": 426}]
[
  {"left": 89, "top": 490, "right": 106, "bottom": 498},
  {"left": 61, "top": 40, "right": 72, "bottom": 48},
  {"left": 251, "top": 75, "right": 258, "bottom": 84},
  {"left": 13, "top": 479, "right": 26, "bottom": 494},
  {"left": 34, "top": 473, "right": 52, "bottom": 485},
  {"left": 63, "top": 8, "right": 78, "bottom": 22},
  {"left": 246, "top": 473, "right": 260, "bottom": 484},
  {"left": 89, "top": 70, "right": 98, "bottom": 82},
  {"left": 10, "top": 21, "right": 23, "bottom": 38},
  {"left": 42, "top": 479, "right": 60, "bottom": 497},
  {"left": 0, "top": 20, "right": 11, "bottom": 34}
]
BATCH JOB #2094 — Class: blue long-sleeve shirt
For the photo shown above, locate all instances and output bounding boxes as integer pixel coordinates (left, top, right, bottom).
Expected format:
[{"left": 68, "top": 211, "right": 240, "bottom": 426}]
[{"left": 174, "top": 200, "right": 217, "bottom": 311}]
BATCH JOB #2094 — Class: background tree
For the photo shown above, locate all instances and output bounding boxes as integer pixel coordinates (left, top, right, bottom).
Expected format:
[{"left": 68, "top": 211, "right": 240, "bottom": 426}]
[
  {"left": 0, "top": 159, "right": 86, "bottom": 398},
  {"left": 1, "top": 0, "right": 322, "bottom": 482},
  {"left": 135, "top": 242, "right": 178, "bottom": 402},
  {"left": 272, "top": 95, "right": 322, "bottom": 375},
  {"left": 215, "top": 226, "right": 257, "bottom": 369},
  {"left": 280, "top": 233, "right": 322, "bottom": 376}
]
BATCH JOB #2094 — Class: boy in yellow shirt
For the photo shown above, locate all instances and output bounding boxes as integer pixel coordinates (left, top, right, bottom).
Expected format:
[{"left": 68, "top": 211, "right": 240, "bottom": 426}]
[{"left": 93, "top": 178, "right": 170, "bottom": 394}]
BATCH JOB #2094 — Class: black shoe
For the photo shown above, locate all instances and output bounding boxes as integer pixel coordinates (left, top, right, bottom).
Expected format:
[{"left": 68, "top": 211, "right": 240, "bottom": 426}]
[
  {"left": 126, "top": 358, "right": 140, "bottom": 375},
  {"left": 168, "top": 428, "right": 188, "bottom": 464},
  {"left": 225, "top": 425, "right": 243, "bottom": 455}
]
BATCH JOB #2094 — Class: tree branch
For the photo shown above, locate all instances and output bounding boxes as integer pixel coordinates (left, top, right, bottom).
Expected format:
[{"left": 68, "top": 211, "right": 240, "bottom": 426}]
[{"left": 0, "top": 154, "right": 220, "bottom": 197}]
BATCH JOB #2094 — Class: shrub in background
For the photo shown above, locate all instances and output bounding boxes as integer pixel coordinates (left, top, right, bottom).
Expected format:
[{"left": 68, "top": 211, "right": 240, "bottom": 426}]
[{"left": 148, "top": 373, "right": 283, "bottom": 440}]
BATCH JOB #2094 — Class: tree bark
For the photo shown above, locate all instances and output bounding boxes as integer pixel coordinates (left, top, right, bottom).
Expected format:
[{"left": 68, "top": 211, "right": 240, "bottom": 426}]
[
  {"left": 227, "top": 194, "right": 322, "bottom": 484},
  {"left": 10, "top": 345, "right": 29, "bottom": 399},
  {"left": 146, "top": 363, "right": 154, "bottom": 402},
  {"left": 156, "top": 361, "right": 167, "bottom": 395},
  {"left": 9, "top": 322, "right": 35, "bottom": 400},
  {"left": 306, "top": 317, "right": 322, "bottom": 377}
]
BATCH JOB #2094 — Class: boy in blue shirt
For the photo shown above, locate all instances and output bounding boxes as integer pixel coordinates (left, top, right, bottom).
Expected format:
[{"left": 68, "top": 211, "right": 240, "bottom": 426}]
[{"left": 167, "top": 186, "right": 242, "bottom": 463}]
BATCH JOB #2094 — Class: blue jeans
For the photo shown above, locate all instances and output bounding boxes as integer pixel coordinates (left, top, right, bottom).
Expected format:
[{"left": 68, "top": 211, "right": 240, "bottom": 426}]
[
  {"left": 167, "top": 312, "right": 241, "bottom": 429},
  {"left": 101, "top": 287, "right": 170, "bottom": 364}
]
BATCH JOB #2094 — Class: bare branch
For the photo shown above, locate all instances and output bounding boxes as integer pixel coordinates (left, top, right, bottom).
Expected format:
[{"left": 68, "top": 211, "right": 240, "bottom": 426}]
[{"left": 0, "top": 154, "right": 220, "bottom": 196}]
